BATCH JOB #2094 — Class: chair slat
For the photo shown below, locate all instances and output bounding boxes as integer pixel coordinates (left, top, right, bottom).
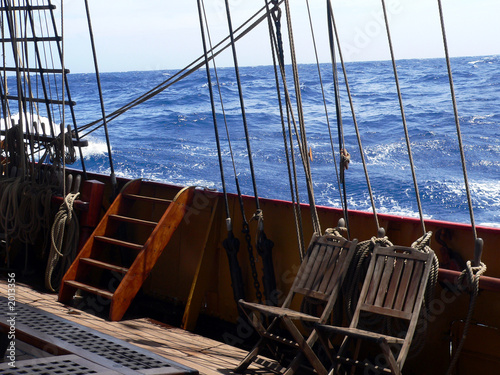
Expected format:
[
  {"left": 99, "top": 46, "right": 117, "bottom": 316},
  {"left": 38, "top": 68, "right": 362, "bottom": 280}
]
[
  {"left": 365, "top": 256, "right": 386, "bottom": 305},
  {"left": 304, "top": 244, "right": 330, "bottom": 290},
  {"left": 311, "top": 245, "right": 336, "bottom": 292},
  {"left": 403, "top": 261, "right": 425, "bottom": 314},
  {"left": 359, "top": 303, "right": 413, "bottom": 321},
  {"left": 374, "top": 257, "right": 395, "bottom": 307},
  {"left": 325, "top": 246, "right": 349, "bottom": 295},
  {"left": 383, "top": 259, "right": 404, "bottom": 309},
  {"left": 295, "top": 241, "right": 322, "bottom": 290},
  {"left": 393, "top": 260, "right": 414, "bottom": 311},
  {"left": 318, "top": 246, "right": 341, "bottom": 294}
]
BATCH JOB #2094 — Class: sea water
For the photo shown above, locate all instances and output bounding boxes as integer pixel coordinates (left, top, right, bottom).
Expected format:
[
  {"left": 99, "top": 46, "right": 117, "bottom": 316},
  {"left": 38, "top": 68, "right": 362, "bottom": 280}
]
[{"left": 68, "top": 55, "right": 500, "bottom": 227}]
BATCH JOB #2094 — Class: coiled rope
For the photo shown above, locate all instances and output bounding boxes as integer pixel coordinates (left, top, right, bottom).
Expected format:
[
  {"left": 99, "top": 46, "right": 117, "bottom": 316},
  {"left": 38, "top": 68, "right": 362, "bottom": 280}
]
[
  {"left": 45, "top": 191, "right": 80, "bottom": 292},
  {"left": 0, "top": 177, "right": 54, "bottom": 246}
]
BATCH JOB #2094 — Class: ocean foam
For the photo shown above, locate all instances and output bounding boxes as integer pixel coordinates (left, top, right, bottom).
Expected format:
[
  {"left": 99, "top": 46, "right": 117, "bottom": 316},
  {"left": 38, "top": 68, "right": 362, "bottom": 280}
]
[
  {"left": 81, "top": 135, "right": 110, "bottom": 158},
  {"left": 0, "top": 113, "right": 58, "bottom": 134}
]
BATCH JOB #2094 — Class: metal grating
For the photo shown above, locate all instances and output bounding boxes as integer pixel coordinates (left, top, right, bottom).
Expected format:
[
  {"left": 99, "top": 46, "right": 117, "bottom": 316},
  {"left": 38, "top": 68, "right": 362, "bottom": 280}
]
[
  {"left": 0, "top": 297, "right": 197, "bottom": 374},
  {"left": 0, "top": 355, "right": 118, "bottom": 374}
]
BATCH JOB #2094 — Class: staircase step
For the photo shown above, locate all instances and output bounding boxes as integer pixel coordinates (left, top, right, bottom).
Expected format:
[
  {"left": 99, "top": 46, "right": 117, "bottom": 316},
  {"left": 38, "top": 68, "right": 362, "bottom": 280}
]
[
  {"left": 109, "top": 214, "right": 157, "bottom": 227},
  {"left": 64, "top": 280, "right": 114, "bottom": 300},
  {"left": 123, "top": 193, "right": 173, "bottom": 205},
  {"left": 95, "top": 236, "right": 143, "bottom": 251},
  {"left": 59, "top": 182, "right": 196, "bottom": 322},
  {"left": 80, "top": 258, "right": 129, "bottom": 274}
]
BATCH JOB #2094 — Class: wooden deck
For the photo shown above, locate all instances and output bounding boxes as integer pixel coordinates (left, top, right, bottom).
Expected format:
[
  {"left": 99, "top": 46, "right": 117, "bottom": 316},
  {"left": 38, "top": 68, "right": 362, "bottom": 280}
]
[{"left": 0, "top": 279, "right": 281, "bottom": 375}]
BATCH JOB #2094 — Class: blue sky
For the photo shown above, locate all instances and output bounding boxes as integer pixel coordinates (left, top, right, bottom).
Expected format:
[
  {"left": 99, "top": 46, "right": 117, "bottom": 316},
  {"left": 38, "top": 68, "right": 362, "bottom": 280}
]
[{"left": 60, "top": 0, "right": 500, "bottom": 73}]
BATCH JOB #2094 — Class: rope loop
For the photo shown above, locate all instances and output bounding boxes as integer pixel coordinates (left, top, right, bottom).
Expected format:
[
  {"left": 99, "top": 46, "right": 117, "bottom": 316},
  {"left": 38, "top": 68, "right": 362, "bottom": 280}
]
[{"left": 270, "top": 0, "right": 281, "bottom": 24}]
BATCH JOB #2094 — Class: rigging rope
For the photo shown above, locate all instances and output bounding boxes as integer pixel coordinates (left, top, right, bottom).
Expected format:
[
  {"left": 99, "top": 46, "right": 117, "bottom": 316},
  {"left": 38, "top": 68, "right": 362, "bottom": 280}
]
[
  {"left": 306, "top": 0, "right": 343, "bottom": 214},
  {"left": 437, "top": 0, "right": 478, "bottom": 241},
  {"left": 266, "top": 0, "right": 305, "bottom": 259},
  {"left": 46, "top": 0, "right": 87, "bottom": 176},
  {"left": 197, "top": 0, "right": 245, "bottom": 306},
  {"left": 436, "top": 1, "right": 486, "bottom": 372},
  {"left": 283, "top": 0, "right": 321, "bottom": 235},
  {"left": 380, "top": 0, "right": 426, "bottom": 235},
  {"left": 197, "top": 0, "right": 229, "bottom": 220},
  {"left": 342, "top": 234, "right": 393, "bottom": 320},
  {"left": 76, "top": 2, "right": 283, "bottom": 138},
  {"left": 325, "top": 1, "right": 351, "bottom": 237},
  {"left": 224, "top": 0, "right": 260, "bottom": 211},
  {"left": 223, "top": 0, "right": 267, "bottom": 304},
  {"left": 84, "top": 0, "right": 116, "bottom": 192},
  {"left": 61, "top": 0, "right": 66, "bottom": 194},
  {"left": 326, "top": 0, "right": 381, "bottom": 233}
]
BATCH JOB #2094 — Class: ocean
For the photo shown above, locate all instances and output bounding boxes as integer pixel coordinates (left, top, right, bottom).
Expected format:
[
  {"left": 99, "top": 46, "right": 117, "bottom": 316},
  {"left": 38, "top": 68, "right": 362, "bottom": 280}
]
[{"left": 69, "top": 55, "right": 500, "bottom": 227}]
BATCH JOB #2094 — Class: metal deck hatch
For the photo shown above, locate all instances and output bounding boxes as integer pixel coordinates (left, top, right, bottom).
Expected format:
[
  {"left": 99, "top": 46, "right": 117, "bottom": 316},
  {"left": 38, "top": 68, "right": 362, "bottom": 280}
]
[
  {"left": 0, "top": 297, "right": 198, "bottom": 374},
  {"left": 0, "top": 354, "right": 121, "bottom": 374}
]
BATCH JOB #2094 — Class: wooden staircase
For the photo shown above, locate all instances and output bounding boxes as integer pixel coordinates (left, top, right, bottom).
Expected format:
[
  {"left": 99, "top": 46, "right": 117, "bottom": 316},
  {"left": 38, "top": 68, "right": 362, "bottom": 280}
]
[{"left": 58, "top": 180, "right": 195, "bottom": 321}]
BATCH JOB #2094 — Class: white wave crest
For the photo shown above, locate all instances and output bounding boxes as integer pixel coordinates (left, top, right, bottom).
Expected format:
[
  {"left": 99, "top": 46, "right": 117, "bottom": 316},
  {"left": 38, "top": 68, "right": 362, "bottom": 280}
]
[
  {"left": 0, "top": 113, "right": 60, "bottom": 134},
  {"left": 81, "top": 135, "right": 110, "bottom": 158}
]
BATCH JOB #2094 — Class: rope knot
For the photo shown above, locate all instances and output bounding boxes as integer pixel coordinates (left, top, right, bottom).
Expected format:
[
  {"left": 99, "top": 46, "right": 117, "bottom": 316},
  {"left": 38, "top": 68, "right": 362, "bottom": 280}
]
[
  {"left": 340, "top": 149, "right": 350, "bottom": 171},
  {"left": 459, "top": 260, "right": 487, "bottom": 293}
]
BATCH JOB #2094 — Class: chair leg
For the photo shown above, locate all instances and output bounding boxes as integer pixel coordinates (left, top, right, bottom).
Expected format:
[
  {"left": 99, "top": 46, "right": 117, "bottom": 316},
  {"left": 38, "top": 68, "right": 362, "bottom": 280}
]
[
  {"left": 282, "top": 318, "right": 327, "bottom": 375},
  {"left": 379, "top": 342, "right": 401, "bottom": 375},
  {"left": 234, "top": 338, "right": 264, "bottom": 373},
  {"left": 283, "top": 353, "right": 303, "bottom": 375}
]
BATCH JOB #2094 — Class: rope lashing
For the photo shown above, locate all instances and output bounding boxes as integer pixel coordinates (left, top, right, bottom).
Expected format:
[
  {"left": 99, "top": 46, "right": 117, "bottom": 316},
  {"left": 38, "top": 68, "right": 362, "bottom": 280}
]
[{"left": 45, "top": 191, "right": 80, "bottom": 292}]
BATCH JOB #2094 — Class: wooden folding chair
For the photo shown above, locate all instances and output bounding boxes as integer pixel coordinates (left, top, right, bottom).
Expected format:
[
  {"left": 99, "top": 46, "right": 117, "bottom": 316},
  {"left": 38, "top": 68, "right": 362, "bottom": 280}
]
[
  {"left": 235, "top": 232, "right": 358, "bottom": 375},
  {"left": 315, "top": 245, "right": 435, "bottom": 375}
]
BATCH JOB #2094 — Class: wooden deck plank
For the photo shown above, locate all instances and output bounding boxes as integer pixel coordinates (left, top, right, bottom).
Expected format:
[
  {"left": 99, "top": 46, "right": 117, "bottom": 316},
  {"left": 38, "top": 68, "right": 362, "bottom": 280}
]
[{"left": 0, "top": 279, "right": 279, "bottom": 375}]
